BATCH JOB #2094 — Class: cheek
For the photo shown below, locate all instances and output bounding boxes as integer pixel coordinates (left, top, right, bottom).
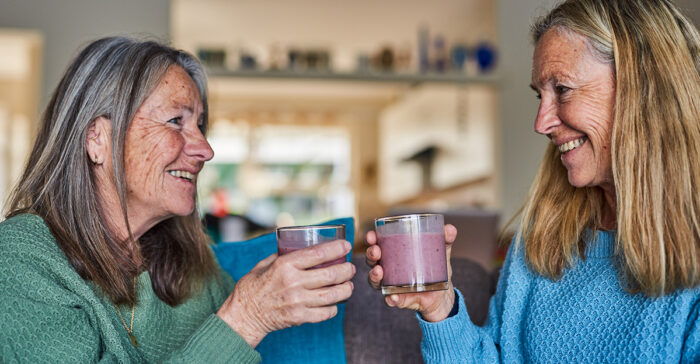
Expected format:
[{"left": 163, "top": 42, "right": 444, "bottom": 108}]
[
  {"left": 158, "top": 133, "right": 186, "bottom": 163},
  {"left": 124, "top": 131, "right": 184, "bottom": 186},
  {"left": 563, "top": 98, "right": 614, "bottom": 143},
  {"left": 581, "top": 87, "right": 615, "bottom": 138}
]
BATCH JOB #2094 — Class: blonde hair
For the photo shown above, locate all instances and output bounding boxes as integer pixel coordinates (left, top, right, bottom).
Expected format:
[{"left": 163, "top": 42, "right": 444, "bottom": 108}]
[{"left": 521, "top": 0, "right": 700, "bottom": 296}]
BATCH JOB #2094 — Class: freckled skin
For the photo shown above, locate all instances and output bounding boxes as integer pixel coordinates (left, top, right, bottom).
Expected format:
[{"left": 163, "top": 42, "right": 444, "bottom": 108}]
[
  {"left": 531, "top": 29, "right": 616, "bottom": 201},
  {"left": 123, "top": 66, "right": 214, "bottom": 232}
]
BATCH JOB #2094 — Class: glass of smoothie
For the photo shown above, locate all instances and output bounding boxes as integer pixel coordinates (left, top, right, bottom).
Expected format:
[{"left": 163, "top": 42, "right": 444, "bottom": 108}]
[
  {"left": 374, "top": 213, "right": 448, "bottom": 295},
  {"left": 276, "top": 224, "right": 347, "bottom": 268}
]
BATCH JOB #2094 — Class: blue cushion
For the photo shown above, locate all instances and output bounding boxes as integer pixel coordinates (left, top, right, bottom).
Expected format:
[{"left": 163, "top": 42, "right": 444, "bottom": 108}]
[{"left": 211, "top": 217, "right": 354, "bottom": 364}]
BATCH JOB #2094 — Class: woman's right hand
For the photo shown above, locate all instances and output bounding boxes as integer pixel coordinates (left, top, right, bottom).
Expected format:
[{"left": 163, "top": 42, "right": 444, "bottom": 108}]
[
  {"left": 366, "top": 225, "right": 457, "bottom": 323},
  {"left": 216, "top": 240, "right": 355, "bottom": 348}
]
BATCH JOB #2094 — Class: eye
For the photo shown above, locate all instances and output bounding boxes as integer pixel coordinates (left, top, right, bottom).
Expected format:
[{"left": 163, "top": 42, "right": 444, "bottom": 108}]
[
  {"left": 167, "top": 117, "right": 183, "bottom": 126},
  {"left": 197, "top": 115, "right": 206, "bottom": 134},
  {"left": 555, "top": 85, "right": 571, "bottom": 95}
]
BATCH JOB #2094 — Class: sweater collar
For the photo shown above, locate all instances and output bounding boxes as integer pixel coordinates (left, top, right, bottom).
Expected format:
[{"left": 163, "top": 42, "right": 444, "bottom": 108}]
[{"left": 583, "top": 228, "right": 616, "bottom": 258}]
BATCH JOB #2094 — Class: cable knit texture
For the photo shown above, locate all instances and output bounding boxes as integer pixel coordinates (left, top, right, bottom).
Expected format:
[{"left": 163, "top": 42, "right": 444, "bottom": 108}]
[
  {"left": 419, "top": 229, "right": 700, "bottom": 363},
  {"left": 0, "top": 214, "right": 261, "bottom": 363}
]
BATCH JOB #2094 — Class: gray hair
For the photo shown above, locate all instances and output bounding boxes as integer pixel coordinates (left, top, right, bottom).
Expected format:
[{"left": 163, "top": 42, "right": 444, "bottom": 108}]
[
  {"left": 6, "top": 37, "right": 216, "bottom": 305},
  {"left": 531, "top": 0, "right": 614, "bottom": 65}
]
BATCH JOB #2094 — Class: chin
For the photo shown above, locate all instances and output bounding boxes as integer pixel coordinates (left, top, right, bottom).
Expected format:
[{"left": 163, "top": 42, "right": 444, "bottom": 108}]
[
  {"left": 567, "top": 171, "right": 591, "bottom": 189},
  {"left": 169, "top": 202, "right": 196, "bottom": 217},
  {"left": 180, "top": 207, "right": 197, "bottom": 216}
]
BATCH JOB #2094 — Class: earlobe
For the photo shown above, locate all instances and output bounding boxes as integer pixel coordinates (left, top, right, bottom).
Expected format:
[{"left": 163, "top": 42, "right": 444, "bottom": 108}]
[{"left": 86, "top": 116, "right": 111, "bottom": 165}]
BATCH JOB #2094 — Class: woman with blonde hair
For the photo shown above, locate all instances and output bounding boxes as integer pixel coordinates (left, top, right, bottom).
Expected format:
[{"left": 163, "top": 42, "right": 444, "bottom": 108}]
[{"left": 366, "top": 0, "right": 700, "bottom": 362}]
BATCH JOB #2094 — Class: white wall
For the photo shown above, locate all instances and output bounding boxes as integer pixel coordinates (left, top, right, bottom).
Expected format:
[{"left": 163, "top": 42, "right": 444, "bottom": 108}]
[
  {"left": 677, "top": 0, "right": 700, "bottom": 28},
  {"left": 496, "top": 0, "right": 561, "bottom": 227},
  {"left": 0, "top": 0, "right": 170, "bottom": 109}
]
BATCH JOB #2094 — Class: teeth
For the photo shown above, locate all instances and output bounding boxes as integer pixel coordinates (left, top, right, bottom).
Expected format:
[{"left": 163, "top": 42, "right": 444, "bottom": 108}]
[
  {"left": 558, "top": 137, "right": 586, "bottom": 153},
  {"left": 169, "top": 170, "right": 194, "bottom": 180}
]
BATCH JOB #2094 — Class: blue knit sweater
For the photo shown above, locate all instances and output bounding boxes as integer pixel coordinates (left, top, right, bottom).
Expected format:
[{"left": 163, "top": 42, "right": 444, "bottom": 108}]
[{"left": 418, "top": 230, "right": 700, "bottom": 363}]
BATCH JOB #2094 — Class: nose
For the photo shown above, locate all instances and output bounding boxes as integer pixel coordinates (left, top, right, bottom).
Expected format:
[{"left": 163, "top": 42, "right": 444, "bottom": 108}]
[
  {"left": 184, "top": 128, "right": 214, "bottom": 162},
  {"left": 534, "top": 99, "right": 560, "bottom": 136}
]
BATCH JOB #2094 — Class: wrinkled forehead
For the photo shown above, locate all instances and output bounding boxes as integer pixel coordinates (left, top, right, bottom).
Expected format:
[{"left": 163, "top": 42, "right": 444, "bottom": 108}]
[
  {"left": 534, "top": 27, "right": 591, "bottom": 59},
  {"left": 532, "top": 30, "right": 586, "bottom": 79},
  {"left": 536, "top": 26, "right": 610, "bottom": 63},
  {"left": 152, "top": 66, "right": 202, "bottom": 106},
  {"left": 160, "top": 65, "right": 201, "bottom": 98}
]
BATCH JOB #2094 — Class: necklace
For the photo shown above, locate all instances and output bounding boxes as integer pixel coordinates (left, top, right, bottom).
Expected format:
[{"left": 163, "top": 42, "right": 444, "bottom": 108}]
[{"left": 114, "top": 281, "right": 138, "bottom": 347}]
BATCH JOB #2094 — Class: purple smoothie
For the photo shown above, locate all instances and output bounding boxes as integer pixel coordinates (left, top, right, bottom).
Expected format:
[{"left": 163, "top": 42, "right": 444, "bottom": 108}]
[
  {"left": 378, "top": 232, "right": 447, "bottom": 286},
  {"left": 278, "top": 242, "right": 346, "bottom": 268}
]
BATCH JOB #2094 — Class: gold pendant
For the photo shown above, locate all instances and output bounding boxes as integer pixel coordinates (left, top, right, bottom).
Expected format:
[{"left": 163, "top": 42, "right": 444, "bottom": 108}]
[{"left": 129, "top": 332, "right": 138, "bottom": 347}]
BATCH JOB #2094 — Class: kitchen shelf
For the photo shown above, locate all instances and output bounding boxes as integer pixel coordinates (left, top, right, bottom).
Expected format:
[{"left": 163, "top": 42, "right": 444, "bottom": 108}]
[{"left": 205, "top": 68, "right": 500, "bottom": 86}]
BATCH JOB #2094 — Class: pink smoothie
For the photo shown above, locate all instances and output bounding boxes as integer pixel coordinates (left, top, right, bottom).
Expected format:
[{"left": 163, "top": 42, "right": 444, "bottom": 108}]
[
  {"left": 377, "top": 232, "right": 447, "bottom": 286},
  {"left": 278, "top": 243, "right": 346, "bottom": 268}
]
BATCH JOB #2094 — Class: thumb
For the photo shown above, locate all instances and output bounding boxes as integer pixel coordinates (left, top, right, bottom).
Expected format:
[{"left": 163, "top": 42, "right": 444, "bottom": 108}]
[
  {"left": 444, "top": 224, "right": 456, "bottom": 262},
  {"left": 444, "top": 224, "right": 457, "bottom": 245}
]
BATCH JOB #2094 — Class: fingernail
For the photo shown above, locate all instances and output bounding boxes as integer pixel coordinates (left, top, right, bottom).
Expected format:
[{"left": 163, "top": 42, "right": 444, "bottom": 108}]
[
  {"left": 344, "top": 241, "right": 352, "bottom": 251},
  {"left": 391, "top": 294, "right": 399, "bottom": 303}
]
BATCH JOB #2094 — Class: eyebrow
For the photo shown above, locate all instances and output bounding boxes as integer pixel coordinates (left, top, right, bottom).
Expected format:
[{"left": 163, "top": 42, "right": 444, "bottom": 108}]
[
  {"left": 530, "top": 74, "right": 568, "bottom": 92},
  {"left": 167, "top": 101, "right": 194, "bottom": 114},
  {"left": 530, "top": 74, "right": 557, "bottom": 90}
]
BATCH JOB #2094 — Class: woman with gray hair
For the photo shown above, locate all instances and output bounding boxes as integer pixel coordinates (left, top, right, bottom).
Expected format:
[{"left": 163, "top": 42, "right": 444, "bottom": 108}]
[
  {"left": 366, "top": 0, "right": 700, "bottom": 362},
  {"left": 0, "top": 37, "right": 354, "bottom": 362}
]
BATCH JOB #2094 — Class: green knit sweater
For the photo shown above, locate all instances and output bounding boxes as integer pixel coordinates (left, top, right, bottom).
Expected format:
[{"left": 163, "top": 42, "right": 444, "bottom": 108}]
[{"left": 0, "top": 214, "right": 262, "bottom": 363}]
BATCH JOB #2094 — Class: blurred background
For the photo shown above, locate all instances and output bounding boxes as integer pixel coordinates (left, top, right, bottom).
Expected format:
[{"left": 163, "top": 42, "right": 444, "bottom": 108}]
[{"left": 0, "top": 0, "right": 698, "bottom": 270}]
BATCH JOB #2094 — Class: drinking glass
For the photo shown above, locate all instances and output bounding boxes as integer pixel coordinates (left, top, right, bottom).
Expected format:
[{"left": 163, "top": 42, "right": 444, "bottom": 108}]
[
  {"left": 374, "top": 214, "right": 448, "bottom": 295},
  {"left": 276, "top": 224, "right": 347, "bottom": 268}
]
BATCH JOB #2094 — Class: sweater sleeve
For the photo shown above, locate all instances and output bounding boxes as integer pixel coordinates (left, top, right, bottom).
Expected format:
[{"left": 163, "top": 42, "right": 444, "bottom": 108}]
[
  {"left": 418, "top": 289, "right": 499, "bottom": 363},
  {"left": 163, "top": 314, "right": 260, "bottom": 363},
  {"left": 418, "top": 240, "right": 518, "bottom": 363},
  {"left": 161, "top": 262, "right": 260, "bottom": 363}
]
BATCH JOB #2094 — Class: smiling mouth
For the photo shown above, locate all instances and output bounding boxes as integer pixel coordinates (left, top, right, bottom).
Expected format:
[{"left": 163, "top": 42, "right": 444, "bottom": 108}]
[
  {"left": 168, "top": 170, "right": 195, "bottom": 181},
  {"left": 558, "top": 137, "right": 587, "bottom": 153}
]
